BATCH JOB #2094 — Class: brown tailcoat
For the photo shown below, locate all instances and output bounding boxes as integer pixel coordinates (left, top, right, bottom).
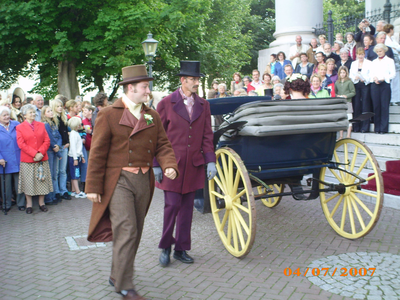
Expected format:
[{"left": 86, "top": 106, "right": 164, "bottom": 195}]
[{"left": 85, "top": 98, "right": 178, "bottom": 242}]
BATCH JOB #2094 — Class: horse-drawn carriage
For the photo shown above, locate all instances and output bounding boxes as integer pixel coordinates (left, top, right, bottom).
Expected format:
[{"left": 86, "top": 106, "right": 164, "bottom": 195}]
[{"left": 194, "top": 96, "right": 383, "bottom": 258}]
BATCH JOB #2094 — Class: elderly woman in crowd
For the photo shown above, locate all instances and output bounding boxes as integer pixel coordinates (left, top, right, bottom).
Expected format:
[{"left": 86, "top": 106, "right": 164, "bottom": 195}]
[
  {"left": 256, "top": 73, "right": 273, "bottom": 96},
  {"left": 0, "top": 99, "right": 18, "bottom": 121},
  {"left": 0, "top": 106, "right": 25, "bottom": 212},
  {"left": 309, "top": 74, "right": 331, "bottom": 98},
  {"left": 326, "top": 58, "right": 338, "bottom": 84},
  {"left": 216, "top": 83, "right": 229, "bottom": 98},
  {"left": 274, "top": 51, "right": 292, "bottom": 80},
  {"left": 335, "top": 66, "right": 356, "bottom": 139},
  {"left": 230, "top": 72, "right": 244, "bottom": 95},
  {"left": 384, "top": 24, "right": 400, "bottom": 106},
  {"left": 370, "top": 43, "right": 396, "bottom": 134},
  {"left": 344, "top": 32, "right": 357, "bottom": 60},
  {"left": 41, "top": 105, "right": 62, "bottom": 205},
  {"left": 350, "top": 47, "right": 373, "bottom": 133},
  {"left": 272, "top": 83, "right": 284, "bottom": 100},
  {"left": 50, "top": 99, "right": 71, "bottom": 200},
  {"left": 338, "top": 48, "right": 353, "bottom": 70},
  {"left": 16, "top": 104, "right": 53, "bottom": 214},
  {"left": 333, "top": 40, "right": 345, "bottom": 55},
  {"left": 294, "top": 53, "right": 314, "bottom": 79}
]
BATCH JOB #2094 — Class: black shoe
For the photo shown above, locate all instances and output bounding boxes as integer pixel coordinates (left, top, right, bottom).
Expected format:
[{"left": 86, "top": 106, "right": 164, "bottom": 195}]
[
  {"left": 159, "top": 246, "right": 171, "bottom": 267},
  {"left": 45, "top": 201, "right": 57, "bottom": 205},
  {"left": 55, "top": 194, "right": 62, "bottom": 202},
  {"left": 61, "top": 192, "right": 71, "bottom": 200},
  {"left": 26, "top": 207, "right": 33, "bottom": 214},
  {"left": 173, "top": 250, "right": 194, "bottom": 264},
  {"left": 18, "top": 206, "right": 26, "bottom": 211},
  {"left": 109, "top": 277, "right": 115, "bottom": 287},
  {"left": 2, "top": 207, "right": 11, "bottom": 213}
]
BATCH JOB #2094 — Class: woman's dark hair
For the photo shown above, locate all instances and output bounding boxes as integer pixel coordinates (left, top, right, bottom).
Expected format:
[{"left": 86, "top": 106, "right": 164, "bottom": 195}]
[
  {"left": 12, "top": 94, "right": 21, "bottom": 104},
  {"left": 363, "top": 34, "right": 376, "bottom": 46},
  {"left": 270, "top": 54, "right": 277, "bottom": 59},
  {"left": 93, "top": 92, "right": 108, "bottom": 107},
  {"left": 283, "top": 77, "right": 311, "bottom": 97},
  {"left": 277, "top": 51, "right": 286, "bottom": 60},
  {"left": 299, "top": 52, "right": 308, "bottom": 59}
]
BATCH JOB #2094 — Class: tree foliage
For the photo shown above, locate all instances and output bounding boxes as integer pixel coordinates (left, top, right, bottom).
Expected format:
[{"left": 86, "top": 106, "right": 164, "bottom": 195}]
[{"left": 0, "top": 0, "right": 260, "bottom": 98}]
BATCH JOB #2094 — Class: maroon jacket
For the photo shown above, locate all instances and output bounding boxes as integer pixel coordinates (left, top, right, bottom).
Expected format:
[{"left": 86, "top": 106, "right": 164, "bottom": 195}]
[{"left": 155, "top": 89, "right": 216, "bottom": 194}]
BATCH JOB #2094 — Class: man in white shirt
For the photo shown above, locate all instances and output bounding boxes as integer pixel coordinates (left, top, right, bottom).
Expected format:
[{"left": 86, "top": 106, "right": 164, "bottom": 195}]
[
  {"left": 250, "top": 69, "right": 263, "bottom": 89},
  {"left": 289, "top": 35, "right": 310, "bottom": 69}
]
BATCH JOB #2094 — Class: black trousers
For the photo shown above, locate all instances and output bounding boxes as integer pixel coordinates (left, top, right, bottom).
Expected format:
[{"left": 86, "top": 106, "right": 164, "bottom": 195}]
[
  {"left": 352, "top": 82, "right": 372, "bottom": 132},
  {"left": 371, "top": 82, "right": 391, "bottom": 133}
]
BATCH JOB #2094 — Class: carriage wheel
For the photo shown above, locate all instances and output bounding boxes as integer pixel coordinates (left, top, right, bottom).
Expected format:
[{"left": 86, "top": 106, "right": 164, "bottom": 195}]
[
  {"left": 319, "top": 138, "right": 383, "bottom": 239},
  {"left": 257, "top": 184, "right": 285, "bottom": 208},
  {"left": 209, "top": 147, "right": 256, "bottom": 258}
]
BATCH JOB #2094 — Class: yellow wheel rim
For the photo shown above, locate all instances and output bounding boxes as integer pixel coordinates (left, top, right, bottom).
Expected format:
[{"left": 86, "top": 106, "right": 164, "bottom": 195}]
[
  {"left": 320, "top": 138, "right": 383, "bottom": 239},
  {"left": 257, "top": 184, "right": 284, "bottom": 208},
  {"left": 209, "top": 147, "right": 256, "bottom": 258}
]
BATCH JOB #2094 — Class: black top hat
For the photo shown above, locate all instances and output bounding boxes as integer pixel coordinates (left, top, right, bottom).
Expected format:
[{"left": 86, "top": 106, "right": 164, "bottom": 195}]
[{"left": 175, "top": 61, "right": 205, "bottom": 77}]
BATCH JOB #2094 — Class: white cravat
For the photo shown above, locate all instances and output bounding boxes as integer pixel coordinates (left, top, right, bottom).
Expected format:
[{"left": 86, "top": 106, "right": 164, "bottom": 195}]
[{"left": 122, "top": 94, "right": 142, "bottom": 120}]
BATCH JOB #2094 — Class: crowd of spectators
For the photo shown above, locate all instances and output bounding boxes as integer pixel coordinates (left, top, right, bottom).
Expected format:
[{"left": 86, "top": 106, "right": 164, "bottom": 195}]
[
  {"left": 210, "top": 19, "right": 400, "bottom": 137},
  {"left": 0, "top": 92, "right": 105, "bottom": 214}
]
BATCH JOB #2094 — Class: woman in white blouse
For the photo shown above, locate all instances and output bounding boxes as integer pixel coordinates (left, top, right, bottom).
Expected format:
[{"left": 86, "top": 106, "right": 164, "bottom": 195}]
[
  {"left": 370, "top": 44, "right": 396, "bottom": 134},
  {"left": 384, "top": 24, "right": 400, "bottom": 105},
  {"left": 349, "top": 47, "right": 373, "bottom": 133}
]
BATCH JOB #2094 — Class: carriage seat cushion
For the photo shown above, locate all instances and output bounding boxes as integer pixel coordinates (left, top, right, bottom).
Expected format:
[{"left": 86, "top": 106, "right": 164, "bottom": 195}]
[{"left": 220, "top": 98, "right": 349, "bottom": 137}]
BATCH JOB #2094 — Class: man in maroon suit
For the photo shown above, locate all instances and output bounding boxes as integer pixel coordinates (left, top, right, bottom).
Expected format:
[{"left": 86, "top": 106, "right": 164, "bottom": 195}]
[{"left": 154, "top": 61, "right": 217, "bottom": 267}]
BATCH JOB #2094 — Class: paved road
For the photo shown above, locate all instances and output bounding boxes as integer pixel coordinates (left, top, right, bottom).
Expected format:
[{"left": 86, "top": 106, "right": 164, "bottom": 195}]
[{"left": 1, "top": 188, "right": 399, "bottom": 300}]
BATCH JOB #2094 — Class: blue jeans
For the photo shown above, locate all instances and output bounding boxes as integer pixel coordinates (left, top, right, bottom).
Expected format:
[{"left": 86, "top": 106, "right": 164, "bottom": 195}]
[
  {"left": 80, "top": 147, "right": 88, "bottom": 182},
  {"left": 57, "top": 147, "right": 68, "bottom": 195},
  {"left": 45, "top": 150, "right": 60, "bottom": 202}
]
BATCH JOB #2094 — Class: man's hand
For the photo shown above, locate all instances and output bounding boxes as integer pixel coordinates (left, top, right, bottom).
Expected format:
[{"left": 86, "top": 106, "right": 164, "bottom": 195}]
[
  {"left": 0, "top": 159, "right": 6, "bottom": 167},
  {"left": 153, "top": 167, "right": 163, "bottom": 183},
  {"left": 82, "top": 157, "right": 86, "bottom": 164},
  {"left": 207, "top": 162, "right": 217, "bottom": 180},
  {"left": 73, "top": 159, "right": 78, "bottom": 166},
  {"left": 87, "top": 193, "right": 101, "bottom": 203},
  {"left": 164, "top": 168, "right": 177, "bottom": 180}
]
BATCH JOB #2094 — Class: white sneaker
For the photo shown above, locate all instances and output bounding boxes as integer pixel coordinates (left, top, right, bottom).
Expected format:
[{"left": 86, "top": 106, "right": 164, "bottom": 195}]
[
  {"left": 71, "top": 192, "right": 77, "bottom": 197},
  {"left": 75, "top": 192, "right": 87, "bottom": 198}
]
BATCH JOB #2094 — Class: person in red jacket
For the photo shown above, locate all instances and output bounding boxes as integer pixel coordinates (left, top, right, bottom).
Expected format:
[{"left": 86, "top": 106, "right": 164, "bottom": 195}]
[
  {"left": 16, "top": 104, "right": 53, "bottom": 214},
  {"left": 154, "top": 61, "right": 217, "bottom": 267}
]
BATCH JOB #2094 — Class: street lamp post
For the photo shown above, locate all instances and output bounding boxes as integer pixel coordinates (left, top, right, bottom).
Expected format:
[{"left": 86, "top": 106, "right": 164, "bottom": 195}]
[{"left": 141, "top": 32, "right": 159, "bottom": 91}]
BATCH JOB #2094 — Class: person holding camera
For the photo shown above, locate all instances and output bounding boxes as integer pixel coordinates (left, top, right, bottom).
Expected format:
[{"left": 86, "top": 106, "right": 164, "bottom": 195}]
[{"left": 355, "top": 19, "right": 376, "bottom": 43}]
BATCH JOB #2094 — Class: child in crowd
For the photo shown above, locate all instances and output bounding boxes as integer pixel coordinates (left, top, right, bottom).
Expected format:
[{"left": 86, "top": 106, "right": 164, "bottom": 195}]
[
  {"left": 82, "top": 105, "right": 94, "bottom": 157},
  {"left": 41, "top": 106, "right": 63, "bottom": 204},
  {"left": 67, "top": 117, "right": 86, "bottom": 198}
]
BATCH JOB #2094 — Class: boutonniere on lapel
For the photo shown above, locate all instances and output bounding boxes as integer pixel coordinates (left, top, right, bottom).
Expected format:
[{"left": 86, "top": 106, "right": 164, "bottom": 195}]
[{"left": 144, "top": 114, "right": 154, "bottom": 125}]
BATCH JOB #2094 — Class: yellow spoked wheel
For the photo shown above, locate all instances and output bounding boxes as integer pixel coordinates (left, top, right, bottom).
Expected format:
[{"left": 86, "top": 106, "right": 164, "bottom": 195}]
[
  {"left": 257, "top": 184, "right": 285, "bottom": 208},
  {"left": 209, "top": 147, "right": 256, "bottom": 258},
  {"left": 320, "top": 138, "right": 383, "bottom": 239}
]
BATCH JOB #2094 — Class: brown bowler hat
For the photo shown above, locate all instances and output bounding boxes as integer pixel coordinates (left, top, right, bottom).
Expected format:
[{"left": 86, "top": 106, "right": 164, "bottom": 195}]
[{"left": 118, "top": 65, "right": 154, "bottom": 85}]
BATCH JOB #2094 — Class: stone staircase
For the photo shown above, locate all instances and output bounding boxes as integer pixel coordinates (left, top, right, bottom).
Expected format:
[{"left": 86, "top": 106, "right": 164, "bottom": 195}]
[{"left": 334, "top": 105, "right": 400, "bottom": 210}]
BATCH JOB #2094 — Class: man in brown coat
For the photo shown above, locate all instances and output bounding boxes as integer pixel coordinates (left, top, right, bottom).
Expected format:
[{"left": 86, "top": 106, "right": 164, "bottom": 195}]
[{"left": 85, "top": 65, "right": 178, "bottom": 300}]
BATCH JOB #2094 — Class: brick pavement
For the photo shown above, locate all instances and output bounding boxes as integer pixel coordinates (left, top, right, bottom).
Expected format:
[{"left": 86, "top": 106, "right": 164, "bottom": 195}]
[{"left": 1, "top": 189, "right": 400, "bottom": 300}]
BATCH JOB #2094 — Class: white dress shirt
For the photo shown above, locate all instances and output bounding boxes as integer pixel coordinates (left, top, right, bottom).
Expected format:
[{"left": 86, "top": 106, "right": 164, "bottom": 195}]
[
  {"left": 370, "top": 56, "right": 396, "bottom": 84},
  {"left": 289, "top": 44, "right": 310, "bottom": 69},
  {"left": 349, "top": 59, "right": 372, "bottom": 85}
]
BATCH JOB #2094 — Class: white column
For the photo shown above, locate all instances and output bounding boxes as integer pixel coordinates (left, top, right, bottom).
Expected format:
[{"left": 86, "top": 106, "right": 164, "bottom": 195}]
[{"left": 258, "top": 0, "right": 323, "bottom": 73}]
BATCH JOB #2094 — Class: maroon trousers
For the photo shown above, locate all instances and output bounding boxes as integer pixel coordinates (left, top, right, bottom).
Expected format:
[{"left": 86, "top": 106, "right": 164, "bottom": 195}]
[{"left": 158, "top": 191, "right": 196, "bottom": 251}]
